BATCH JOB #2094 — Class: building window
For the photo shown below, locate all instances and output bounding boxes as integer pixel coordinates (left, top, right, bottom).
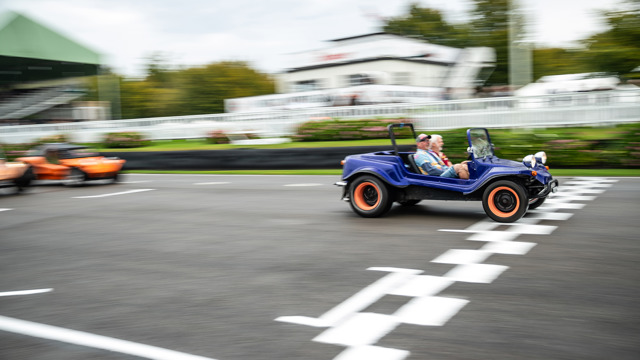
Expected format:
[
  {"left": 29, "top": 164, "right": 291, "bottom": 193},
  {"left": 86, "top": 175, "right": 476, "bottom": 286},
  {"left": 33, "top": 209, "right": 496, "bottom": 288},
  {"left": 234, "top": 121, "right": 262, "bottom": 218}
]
[
  {"left": 347, "top": 73, "right": 376, "bottom": 86},
  {"left": 394, "top": 72, "right": 411, "bottom": 85},
  {"left": 294, "top": 80, "right": 319, "bottom": 92}
]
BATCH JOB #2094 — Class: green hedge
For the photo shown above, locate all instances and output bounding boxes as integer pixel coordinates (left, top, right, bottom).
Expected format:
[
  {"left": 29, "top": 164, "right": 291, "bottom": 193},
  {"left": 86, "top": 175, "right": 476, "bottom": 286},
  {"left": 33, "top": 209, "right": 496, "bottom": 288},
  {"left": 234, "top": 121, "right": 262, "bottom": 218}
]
[
  {"left": 415, "top": 123, "right": 640, "bottom": 169},
  {"left": 294, "top": 119, "right": 640, "bottom": 168},
  {"left": 102, "top": 132, "right": 149, "bottom": 148},
  {"left": 293, "top": 118, "right": 414, "bottom": 141}
]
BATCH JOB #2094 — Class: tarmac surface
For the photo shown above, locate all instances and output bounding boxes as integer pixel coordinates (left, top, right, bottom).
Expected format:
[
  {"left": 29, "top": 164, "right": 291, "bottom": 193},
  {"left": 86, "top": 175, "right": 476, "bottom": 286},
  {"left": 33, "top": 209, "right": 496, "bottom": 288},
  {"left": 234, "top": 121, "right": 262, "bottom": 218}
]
[{"left": 1, "top": 174, "right": 639, "bottom": 360}]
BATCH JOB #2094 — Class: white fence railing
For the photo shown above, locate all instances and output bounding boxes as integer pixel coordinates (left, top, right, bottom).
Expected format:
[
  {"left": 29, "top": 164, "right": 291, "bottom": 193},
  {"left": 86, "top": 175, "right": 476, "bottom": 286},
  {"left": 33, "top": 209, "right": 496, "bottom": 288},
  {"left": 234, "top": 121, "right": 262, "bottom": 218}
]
[{"left": 1, "top": 89, "right": 639, "bottom": 144}]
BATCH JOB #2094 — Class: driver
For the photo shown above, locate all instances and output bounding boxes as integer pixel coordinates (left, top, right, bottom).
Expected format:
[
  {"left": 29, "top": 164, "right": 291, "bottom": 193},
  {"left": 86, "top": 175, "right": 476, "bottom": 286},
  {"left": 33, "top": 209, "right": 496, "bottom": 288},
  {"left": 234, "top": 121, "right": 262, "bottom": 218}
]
[{"left": 414, "top": 133, "right": 469, "bottom": 179}]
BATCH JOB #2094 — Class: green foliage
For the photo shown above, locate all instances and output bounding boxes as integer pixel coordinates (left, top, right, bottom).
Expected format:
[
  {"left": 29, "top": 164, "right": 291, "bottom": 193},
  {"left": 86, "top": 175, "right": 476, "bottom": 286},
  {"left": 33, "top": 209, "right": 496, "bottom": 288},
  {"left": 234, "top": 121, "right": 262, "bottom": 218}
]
[
  {"left": 293, "top": 118, "right": 413, "bottom": 142},
  {"left": 206, "top": 130, "right": 230, "bottom": 144},
  {"left": 102, "top": 132, "right": 149, "bottom": 148},
  {"left": 579, "top": 1, "right": 640, "bottom": 77},
  {"left": 421, "top": 123, "right": 640, "bottom": 169},
  {"left": 119, "top": 61, "right": 275, "bottom": 119},
  {"left": 383, "top": 0, "right": 639, "bottom": 84},
  {"left": 383, "top": 4, "right": 472, "bottom": 48}
]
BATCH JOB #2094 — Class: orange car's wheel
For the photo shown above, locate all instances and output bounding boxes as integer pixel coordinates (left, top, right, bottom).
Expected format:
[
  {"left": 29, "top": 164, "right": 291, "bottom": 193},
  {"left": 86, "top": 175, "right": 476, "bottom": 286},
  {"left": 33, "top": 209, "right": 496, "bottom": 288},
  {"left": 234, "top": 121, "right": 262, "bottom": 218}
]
[
  {"left": 482, "top": 180, "right": 528, "bottom": 223},
  {"left": 15, "top": 167, "right": 33, "bottom": 191},
  {"left": 63, "top": 168, "right": 86, "bottom": 187},
  {"left": 349, "top": 175, "right": 393, "bottom": 218}
]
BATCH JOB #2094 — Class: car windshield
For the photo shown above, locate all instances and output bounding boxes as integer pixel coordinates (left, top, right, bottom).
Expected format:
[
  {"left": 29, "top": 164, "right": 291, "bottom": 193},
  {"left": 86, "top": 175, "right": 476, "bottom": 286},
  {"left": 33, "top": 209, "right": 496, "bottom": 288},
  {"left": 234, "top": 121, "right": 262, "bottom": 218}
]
[
  {"left": 59, "top": 149, "right": 98, "bottom": 159},
  {"left": 469, "top": 129, "right": 493, "bottom": 158}
]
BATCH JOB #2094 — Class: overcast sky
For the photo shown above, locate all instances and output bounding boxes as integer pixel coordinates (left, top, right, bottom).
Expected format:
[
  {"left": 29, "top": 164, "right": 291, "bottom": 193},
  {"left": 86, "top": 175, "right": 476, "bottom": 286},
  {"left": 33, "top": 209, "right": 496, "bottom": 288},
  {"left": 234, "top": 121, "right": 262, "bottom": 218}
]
[{"left": 0, "top": 0, "right": 622, "bottom": 77}]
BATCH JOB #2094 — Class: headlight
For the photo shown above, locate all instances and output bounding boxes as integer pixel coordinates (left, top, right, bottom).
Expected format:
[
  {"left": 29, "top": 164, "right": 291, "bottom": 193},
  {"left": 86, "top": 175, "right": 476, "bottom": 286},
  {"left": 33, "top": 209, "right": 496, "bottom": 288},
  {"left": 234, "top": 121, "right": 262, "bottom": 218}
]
[
  {"left": 522, "top": 154, "right": 536, "bottom": 168},
  {"left": 535, "top": 151, "right": 547, "bottom": 165}
]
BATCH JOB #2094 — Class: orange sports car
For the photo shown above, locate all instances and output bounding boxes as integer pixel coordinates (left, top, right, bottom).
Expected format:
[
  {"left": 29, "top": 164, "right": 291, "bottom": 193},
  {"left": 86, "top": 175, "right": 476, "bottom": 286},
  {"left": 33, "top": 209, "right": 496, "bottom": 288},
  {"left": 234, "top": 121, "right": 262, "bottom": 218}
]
[
  {"left": 17, "top": 143, "right": 126, "bottom": 186},
  {"left": 0, "top": 148, "right": 33, "bottom": 192}
]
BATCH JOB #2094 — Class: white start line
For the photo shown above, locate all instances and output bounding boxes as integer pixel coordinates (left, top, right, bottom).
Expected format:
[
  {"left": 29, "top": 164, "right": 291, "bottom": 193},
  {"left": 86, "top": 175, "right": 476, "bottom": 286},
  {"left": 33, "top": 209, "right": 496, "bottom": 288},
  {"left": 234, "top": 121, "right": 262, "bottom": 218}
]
[
  {"left": 0, "top": 288, "right": 216, "bottom": 360},
  {"left": 72, "top": 189, "right": 156, "bottom": 199},
  {"left": 276, "top": 177, "right": 618, "bottom": 360}
]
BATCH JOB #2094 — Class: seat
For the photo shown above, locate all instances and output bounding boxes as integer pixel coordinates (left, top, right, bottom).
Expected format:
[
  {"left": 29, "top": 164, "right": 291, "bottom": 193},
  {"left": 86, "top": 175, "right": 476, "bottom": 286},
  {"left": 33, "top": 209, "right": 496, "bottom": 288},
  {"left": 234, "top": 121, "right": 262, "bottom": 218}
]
[{"left": 404, "top": 153, "right": 422, "bottom": 174}]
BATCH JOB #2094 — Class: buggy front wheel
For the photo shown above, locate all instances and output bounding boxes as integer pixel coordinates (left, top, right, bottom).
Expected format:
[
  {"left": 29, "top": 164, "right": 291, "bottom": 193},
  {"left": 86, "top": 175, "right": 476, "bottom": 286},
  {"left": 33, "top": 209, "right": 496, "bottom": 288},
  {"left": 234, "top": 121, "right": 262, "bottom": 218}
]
[
  {"left": 349, "top": 176, "right": 393, "bottom": 218},
  {"left": 528, "top": 197, "right": 546, "bottom": 210},
  {"left": 482, "top": 180, "right": 528, "bottom": 223}
]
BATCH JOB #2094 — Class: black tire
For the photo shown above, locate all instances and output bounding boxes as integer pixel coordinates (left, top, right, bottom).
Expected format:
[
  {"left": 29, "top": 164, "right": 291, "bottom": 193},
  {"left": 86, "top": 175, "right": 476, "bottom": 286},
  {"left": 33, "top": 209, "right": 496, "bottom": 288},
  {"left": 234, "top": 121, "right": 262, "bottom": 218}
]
[
  {"left": 15, "top": 166, "right": 34, "bottom": 191},
  {"left": 349, "top": 175, "right": 393, "bottom": 218},
  {"left": 528, "top": 197, "right": 546, "bottom": 210},
  {"left": 482, "top": 180, "right": 528, "bottom": 223},
  {"left": 63, "top": 168, "right": 86, "bottom": 187},
  {"left": 398, "top": 199, "right": 421, "bottom": 206},
  {"left": 111, "top": 172, "right": 120, "bottom": 183}
]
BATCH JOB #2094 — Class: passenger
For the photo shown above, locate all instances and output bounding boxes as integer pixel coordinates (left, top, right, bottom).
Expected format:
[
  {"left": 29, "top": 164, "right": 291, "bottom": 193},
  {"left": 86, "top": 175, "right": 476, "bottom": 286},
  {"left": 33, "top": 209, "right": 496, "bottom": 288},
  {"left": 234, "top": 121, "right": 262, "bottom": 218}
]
[
  {"left": 428, "top": 134, "right": 452, "bottom": 166},
  {"left": 414, "top": 133, "right": 470, "bottom": 179}
]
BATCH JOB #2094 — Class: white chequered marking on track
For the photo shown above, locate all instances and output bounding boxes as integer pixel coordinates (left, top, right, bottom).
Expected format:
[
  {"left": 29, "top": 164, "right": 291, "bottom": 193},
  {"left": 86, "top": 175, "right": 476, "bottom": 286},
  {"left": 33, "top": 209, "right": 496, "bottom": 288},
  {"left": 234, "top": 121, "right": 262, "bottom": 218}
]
[{"left": 276, "top": 177, "right": 617, "bottom": 359}]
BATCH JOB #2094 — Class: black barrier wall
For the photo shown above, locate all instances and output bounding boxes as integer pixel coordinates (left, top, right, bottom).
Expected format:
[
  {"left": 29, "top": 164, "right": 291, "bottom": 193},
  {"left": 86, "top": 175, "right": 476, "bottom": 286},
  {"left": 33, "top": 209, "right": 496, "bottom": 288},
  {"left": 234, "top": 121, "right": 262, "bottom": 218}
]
[{"left": 102, "top": 146, "right": 416, "bottom": 171}]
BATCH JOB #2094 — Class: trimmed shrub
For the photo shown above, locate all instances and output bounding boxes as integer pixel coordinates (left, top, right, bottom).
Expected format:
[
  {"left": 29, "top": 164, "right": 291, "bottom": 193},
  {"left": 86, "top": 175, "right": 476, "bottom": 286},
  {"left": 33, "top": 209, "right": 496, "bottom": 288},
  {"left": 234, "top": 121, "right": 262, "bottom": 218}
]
[
  {"left": 103, "top": 132, "right": 149, "bottom": 148},
  {"left": 37, "top": 134, "right": 69, "bottom": 144},
  {"left": 293, "top": 118, "right": 414, "bottom": 142},
  {"left": 206, "top": 130, "right": 230, "bottom": 144}
]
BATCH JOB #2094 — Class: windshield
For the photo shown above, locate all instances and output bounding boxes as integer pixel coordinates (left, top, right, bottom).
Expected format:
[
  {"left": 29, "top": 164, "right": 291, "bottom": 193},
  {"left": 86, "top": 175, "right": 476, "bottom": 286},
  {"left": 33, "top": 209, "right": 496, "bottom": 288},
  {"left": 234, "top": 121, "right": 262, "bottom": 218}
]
[
  {"left": 468, "top": 128, "right": 493, "bottom": 158},
  {"left": 59, "top": 149, "right": 99, "bottom": 159}
]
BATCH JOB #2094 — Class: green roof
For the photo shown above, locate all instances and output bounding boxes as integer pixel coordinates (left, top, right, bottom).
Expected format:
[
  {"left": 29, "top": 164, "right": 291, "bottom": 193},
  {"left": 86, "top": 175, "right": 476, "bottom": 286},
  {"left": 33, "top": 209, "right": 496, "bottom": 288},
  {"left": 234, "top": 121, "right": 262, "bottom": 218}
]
[{"left": 0, "top": 11, "right": 101, "bottom": 64}]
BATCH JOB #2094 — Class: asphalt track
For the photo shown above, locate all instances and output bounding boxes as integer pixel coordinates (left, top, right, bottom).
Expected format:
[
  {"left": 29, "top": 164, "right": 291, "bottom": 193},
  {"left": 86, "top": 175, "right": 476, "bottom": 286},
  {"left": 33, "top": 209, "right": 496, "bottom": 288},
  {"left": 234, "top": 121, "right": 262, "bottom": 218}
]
[{"left": 1, "top": 174, "right": 639, "bottom": 360}]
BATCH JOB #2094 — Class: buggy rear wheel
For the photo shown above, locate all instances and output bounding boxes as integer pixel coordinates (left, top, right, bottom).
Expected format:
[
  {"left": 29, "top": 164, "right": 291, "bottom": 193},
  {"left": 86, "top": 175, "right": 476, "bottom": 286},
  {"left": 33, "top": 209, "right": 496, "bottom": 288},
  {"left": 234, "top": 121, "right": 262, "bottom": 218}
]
[
  {"left": 349, "top": 175, "right": 393, "bottom": 217},
  {"left": 482, "top": 180, "right": 528, "bottom": 223}
]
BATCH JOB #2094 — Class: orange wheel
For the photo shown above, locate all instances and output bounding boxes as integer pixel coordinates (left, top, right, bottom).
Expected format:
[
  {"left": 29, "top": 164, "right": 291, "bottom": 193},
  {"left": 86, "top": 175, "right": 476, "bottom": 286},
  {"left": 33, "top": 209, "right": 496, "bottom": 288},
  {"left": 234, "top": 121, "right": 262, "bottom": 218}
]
[
  {"left": 349, "top": 176, "right": 393, "bottom": 217},
  {"left": 482, "top": 180, "right": 528, "bottom": 223},
  {"left": 353, "top": 181, "right": 381, "bottom": 211}
]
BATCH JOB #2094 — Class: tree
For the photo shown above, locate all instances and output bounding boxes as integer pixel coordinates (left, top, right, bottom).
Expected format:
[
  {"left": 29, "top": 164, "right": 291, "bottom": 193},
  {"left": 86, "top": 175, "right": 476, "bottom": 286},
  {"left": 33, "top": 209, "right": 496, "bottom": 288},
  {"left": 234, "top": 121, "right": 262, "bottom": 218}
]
[
  {"left": 176, "top": 61, "right": 275, "bottom": 115},
  {"left": 117, "top": 61, "right": 274, "bottom": 119},
  {"left": 580, "top": 0, "right": 640, "bottom": 77},
  {"left": 382, "top": 4, "right": 471, "bottom": 48},
  {"left": 382, "top": 1, "right": 510, "bottom": 85},
  {"left": 467, "top": 0, "right": 510, "bottom": 85}
]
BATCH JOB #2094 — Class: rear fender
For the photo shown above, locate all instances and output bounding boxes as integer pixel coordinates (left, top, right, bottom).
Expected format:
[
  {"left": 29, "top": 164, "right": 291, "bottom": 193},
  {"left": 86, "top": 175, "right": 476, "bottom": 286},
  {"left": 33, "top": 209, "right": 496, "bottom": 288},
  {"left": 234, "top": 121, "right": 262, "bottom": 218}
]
[{"left": 343, "top": 166, "right": 409, "bottom": 188}]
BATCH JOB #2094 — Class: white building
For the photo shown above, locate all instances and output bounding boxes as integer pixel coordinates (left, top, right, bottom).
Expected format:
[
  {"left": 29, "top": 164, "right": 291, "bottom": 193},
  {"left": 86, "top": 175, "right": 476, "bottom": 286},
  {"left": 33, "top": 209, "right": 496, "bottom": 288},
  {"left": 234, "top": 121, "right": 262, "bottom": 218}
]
[{"left": 225, "top": 33, "right": 495, "bottom": 112}]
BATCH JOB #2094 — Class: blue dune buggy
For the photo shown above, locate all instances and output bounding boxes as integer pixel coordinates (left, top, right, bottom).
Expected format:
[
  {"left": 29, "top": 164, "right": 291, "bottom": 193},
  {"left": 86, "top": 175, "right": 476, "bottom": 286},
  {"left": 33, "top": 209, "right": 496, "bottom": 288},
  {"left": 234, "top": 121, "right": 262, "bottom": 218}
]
[{"left": 336, "top": 124, "right": 558, "bottom": 223}]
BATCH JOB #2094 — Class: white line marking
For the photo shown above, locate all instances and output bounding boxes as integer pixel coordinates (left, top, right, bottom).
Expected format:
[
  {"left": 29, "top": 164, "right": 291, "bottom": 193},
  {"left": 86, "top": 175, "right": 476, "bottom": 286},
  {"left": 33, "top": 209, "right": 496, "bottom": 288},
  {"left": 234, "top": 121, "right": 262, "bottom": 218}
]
[
  {"left": 389, "top": 275, "right": 454, "bottom": 297},
  {"left": 194, "top": 182, "right": 230, "bottom": 185},
  {"left": 537, "top": 202, "right": 586, "bottom": 210},
  {"left": 0, "top": 315, "right": 216, "bottom": 360},
  {"left": 73, "top": 189, "right": 155, "bottom": 199},
  {"left": 438, "top": 229, "right": 522, "bottom": 242},
  {"left": 0, "top": 208, "right": 13, "bottom": 212},
  {"left": 334, "top": 345, "right": 410, "bottom": 360},
  {"left": 444, "top": 264, "right": 509, "bottom": 283},
  {"left": 284, "top": 183, "right": 324, "bottom": 187},
  {"left": 276, "top": 268, "right": 423, "bottom": 327},
  {"left": 525, "top": 211, "right": 574, "bottom": 221},
  {"left": 481, "top": 241, "right": 537, "bottom": 255},
  {"left": 466, "top": 231, "right": 524, "bottom": 242},
  {"left": 313, "top": 313, "right": 400, "bottom": 346},
  {"left": 505, "top": 223, "right": 558, "bottom": 235},
  {"left": 395, "top": 296, "right": 469, "bottom": 326},
  {"left": 0, "top": 288, "right": 53, "bottom": 297},
  {"left": 432, "top": 249, "right": 492, "bottom": 265}
]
